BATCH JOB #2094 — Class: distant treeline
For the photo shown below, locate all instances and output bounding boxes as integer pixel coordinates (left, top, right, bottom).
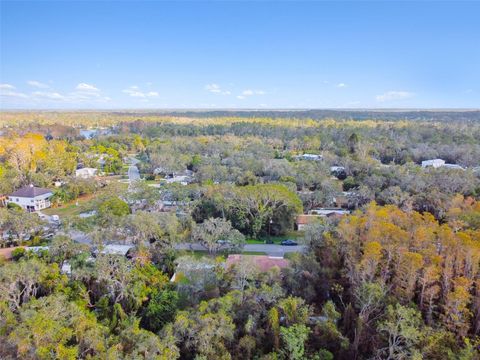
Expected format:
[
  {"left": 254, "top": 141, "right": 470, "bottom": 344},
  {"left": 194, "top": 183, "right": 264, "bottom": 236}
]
[{"left": 113, "top": 109, "right": 480, "bottom": 122}]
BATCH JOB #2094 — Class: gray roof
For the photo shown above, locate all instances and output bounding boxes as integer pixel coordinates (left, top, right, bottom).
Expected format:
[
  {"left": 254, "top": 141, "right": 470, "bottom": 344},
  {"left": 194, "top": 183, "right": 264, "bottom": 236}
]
[{"left": 10, "top": 185, "right": 52, "bottom": 198}]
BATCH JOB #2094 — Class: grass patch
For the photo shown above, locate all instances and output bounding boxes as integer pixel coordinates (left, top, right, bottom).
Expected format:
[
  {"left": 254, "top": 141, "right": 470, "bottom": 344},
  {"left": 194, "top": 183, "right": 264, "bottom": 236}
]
[
  {"left": 242, "top": 251, "right": 267, "bottom": 256},
  {"left": 246, "top": 239, "right": 267, "bottom": 244},
  {"left": 176, "top": 250, "right": 227, "bottom": 261},
  {"left": 43, "top": 194, "right": 96, "bottom": 217},
  {"left": 176, "top": 249, "right": 267, "bottom": 259},
  {"left": 247, "top": 231, "right": 303, "bottom": 244},
  {"left": 283, "top": 252, "right": 301, "bottom": 260}
]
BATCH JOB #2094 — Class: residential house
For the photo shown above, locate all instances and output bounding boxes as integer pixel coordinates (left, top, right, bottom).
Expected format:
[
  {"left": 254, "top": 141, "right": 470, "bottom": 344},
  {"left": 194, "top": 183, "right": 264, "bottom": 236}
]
[
  {"left": 296, "top": 210, "right": 349, "bottom": 230},
  {"left": 422, "top": 159, "right": 465, "bottom": 170},
  {"left": 164, "top": 175, "right": 192, "bottom": 185},
  {"left": 295, "top": 214, "right": 324, "bottom": 230},
  {"left": 98, "top": 244, "right": 134, "bottom": 257},
  {"left": 421, "top": 159, "right": 445, "bottom": 168},
  {"left": 75, "top": 167, "right": 98, "bottom": 178},
  {"left": 225, "top": 254, "right": 290, "bottom": 272},
  {"left": 330, "top": 166, "right": 347, "bottom": 179},
  {"left": 163, "top": 171, "right": 190, "bottom": 184},
  {"left": 309, "top": 208, "right": 350, "bottom": 217},
  {"left": 0, "top": 247, "right": 25, "bottom": 261},
  {"left": 7, "top": 185, "right": 53, "bottom": 212},
  {"left": 443, "top": 164, "right": 465, "bottom": 170},
  {"left": 294, "top": 153, "right": 323, "bottom": 161},
  {"left": 0, "top": 195, "right": 7, "bottom": 207}
]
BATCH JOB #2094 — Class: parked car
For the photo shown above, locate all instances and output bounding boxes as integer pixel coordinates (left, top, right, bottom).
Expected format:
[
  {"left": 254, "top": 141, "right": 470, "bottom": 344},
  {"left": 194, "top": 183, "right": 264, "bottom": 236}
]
[{"left": 281, "top": 239, "right": 298, "bottom": 246}]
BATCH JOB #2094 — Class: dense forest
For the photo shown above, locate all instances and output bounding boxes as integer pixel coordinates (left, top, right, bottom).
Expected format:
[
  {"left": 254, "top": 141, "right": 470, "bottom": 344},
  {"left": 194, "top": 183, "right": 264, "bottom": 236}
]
[{"left": 0, "top": 112, "right": 479, "bottom": 359}]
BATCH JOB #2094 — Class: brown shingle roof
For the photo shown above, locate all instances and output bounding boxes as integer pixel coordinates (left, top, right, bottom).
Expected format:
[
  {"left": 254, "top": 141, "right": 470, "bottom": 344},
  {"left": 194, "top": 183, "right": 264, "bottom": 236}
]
[
  {"left": 0, "top": 247, "right": 25, "bottom": 260},
  {"left": 296, "top": 214, "right": 323, "bottom": 225},
  {"left": 9, "top": 185, "right": 52, "bottom": 198}
]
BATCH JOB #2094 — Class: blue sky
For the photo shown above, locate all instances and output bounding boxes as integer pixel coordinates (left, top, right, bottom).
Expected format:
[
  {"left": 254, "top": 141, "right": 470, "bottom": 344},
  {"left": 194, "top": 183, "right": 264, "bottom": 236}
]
[{"left": 1, "top": 1, "right": 479, "bottom": 109}]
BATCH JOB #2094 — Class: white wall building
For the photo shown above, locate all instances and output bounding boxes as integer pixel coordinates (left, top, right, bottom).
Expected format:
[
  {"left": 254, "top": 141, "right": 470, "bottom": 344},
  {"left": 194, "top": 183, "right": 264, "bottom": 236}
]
[
  {"left": 7, "top": 185, "right": 53, "bottom": 212},
  {"left": 294, "top": 153, "right": 323, "bottom": 161},
  {"left": 75, "top": 167, "right": 98, "bottom": 178},
  {"left": 421, "top": 159, "right": 445, "bottom": 168}
]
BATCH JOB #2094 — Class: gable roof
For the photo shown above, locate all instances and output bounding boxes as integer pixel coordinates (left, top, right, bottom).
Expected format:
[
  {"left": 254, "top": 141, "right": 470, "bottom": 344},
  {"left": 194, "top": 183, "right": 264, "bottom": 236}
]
[{"left": 10, "top": 185, "right": 52, "bottom": 198}]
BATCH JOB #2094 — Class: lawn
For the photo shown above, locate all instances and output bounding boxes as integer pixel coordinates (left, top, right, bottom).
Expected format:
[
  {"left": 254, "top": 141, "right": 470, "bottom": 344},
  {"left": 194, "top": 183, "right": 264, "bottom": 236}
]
[
  {"left": 42, "top": 194, "right": 97, "bottom": 217},
  {"left": 176, "top": 249, "right": 267, "bottom": 260},
  {"left": 246, "top": 231, "right": 303, "bottom": 244}
]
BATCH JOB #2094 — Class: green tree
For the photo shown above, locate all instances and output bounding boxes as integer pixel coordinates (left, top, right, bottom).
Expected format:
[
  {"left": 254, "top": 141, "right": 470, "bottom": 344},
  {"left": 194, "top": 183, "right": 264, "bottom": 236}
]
[
  {"left": 377, "top": 304, "right": 423, "bottom": 360},
  {"left": 280, "top": 324, "right": 310, "bottom": 360},
  {"left": 192, "top": 217, "right": 245, "bottom": 254},
  {"left": 141, "top": 289, "right": 179, "bottom": 333},
  {"left": 98, "top": 197, "right": 130, "bottom": 218}
]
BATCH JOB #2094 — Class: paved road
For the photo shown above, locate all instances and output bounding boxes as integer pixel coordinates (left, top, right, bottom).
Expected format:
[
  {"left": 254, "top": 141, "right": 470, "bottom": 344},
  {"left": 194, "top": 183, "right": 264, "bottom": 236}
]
[
  {"left": 129, "top": 156, "right": 140, "bottom": 166},
  {"left": 67, "top": 231, "right": 306, "bottom": 256},
  {"left": 175, "top": 243, "right": 306, "bottom": 256},
  {"left": 128, "top": 165, "right": 140, "bottom": 181}
]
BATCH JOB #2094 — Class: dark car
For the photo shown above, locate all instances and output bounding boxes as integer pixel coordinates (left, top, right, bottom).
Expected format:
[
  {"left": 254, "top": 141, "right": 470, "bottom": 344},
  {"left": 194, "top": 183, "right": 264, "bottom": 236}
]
[{"left": 281, "top": 239, "right": 298, "bottom": 246}]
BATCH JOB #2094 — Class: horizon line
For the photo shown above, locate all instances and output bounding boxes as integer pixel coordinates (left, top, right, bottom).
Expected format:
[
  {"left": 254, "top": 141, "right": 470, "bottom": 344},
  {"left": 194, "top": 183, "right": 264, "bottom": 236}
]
[{"left": 1, "top": 107, "right": 480, "bottom": 113}]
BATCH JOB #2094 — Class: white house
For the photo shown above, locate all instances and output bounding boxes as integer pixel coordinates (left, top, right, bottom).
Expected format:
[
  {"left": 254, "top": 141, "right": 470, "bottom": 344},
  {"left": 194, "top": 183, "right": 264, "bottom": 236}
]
[
  {"left": 75, "top": 167, "right": 98, "bottom": 178},
  {"left": 7, "top": 185, "right": 53, "bottom": 212},
  {"left": 421, "top": 159, "right": 465, "bottom": 170},
  {"left": 421, "top": 159, "right": 445, "bottom": 168},
  {"left": 330, "top": 166, "right": 345, "bottom": 173},
  {"left": 443, "top": 164, "right": 465, "bottom": 170},
  {"left": 164, "top": 175, "right": 192, "bottom": 185},
  {"left": 99, "top": 244, "right": 134, "bottom": 257},
  {"left": 294, "top": 153, "right": 323, "bottom": 161}
]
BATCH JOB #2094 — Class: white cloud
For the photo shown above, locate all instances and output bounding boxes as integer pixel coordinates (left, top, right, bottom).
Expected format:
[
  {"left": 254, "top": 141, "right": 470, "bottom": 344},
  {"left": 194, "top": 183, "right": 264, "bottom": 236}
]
[
  {"left": 123, "top": 86, "right": 159, "bottom": 98},
  {"left": 205, "top": 83, "right": 221, "bottom": 93},
  {"left": 237, "top": 95, "right": 246, "bottom": 100},
  {"left": 376, "top": 90, "right": 414, "bottom": 102},
  {"left": 0, "top": 82, "right": 111, "bottom": 106},
  {"left": 241, "top": 89, "right": 266, "bottom": 97},
  {"left": 32, "top": 91, "right": 66, "bottom": 100},
  {"left": 205, "top": 83, "right": 231, "bottom": 95},
  {"left": 0, "top": 90, "right": 28, "bottom": 98},
  {"left": 27, "top": 80, "right": 49, "bottom": 89},
  {"left": 76, "top": 83, "right": 99, "bottom": 91},
  {"left": 336, "top": 83, "right": 347, "bottom": 88},
  {"left": 0, "top": 84, "right": 28, "bottom": 99},
  {"left": 0, "top": 83, "right": 15, "bottom": 90}
]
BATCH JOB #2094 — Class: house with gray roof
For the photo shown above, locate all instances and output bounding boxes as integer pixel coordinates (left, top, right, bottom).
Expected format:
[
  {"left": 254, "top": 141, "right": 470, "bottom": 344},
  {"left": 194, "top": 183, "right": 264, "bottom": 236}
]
[{"left": 7, "top": 185, "right": 53, "bottom": 212}]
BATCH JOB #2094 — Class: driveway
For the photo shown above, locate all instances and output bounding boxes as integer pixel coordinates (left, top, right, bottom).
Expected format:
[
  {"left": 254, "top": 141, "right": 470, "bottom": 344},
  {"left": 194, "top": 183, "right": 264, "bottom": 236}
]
[{"left": 128, "top": 165, "right": 140, "bottom": 181}]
